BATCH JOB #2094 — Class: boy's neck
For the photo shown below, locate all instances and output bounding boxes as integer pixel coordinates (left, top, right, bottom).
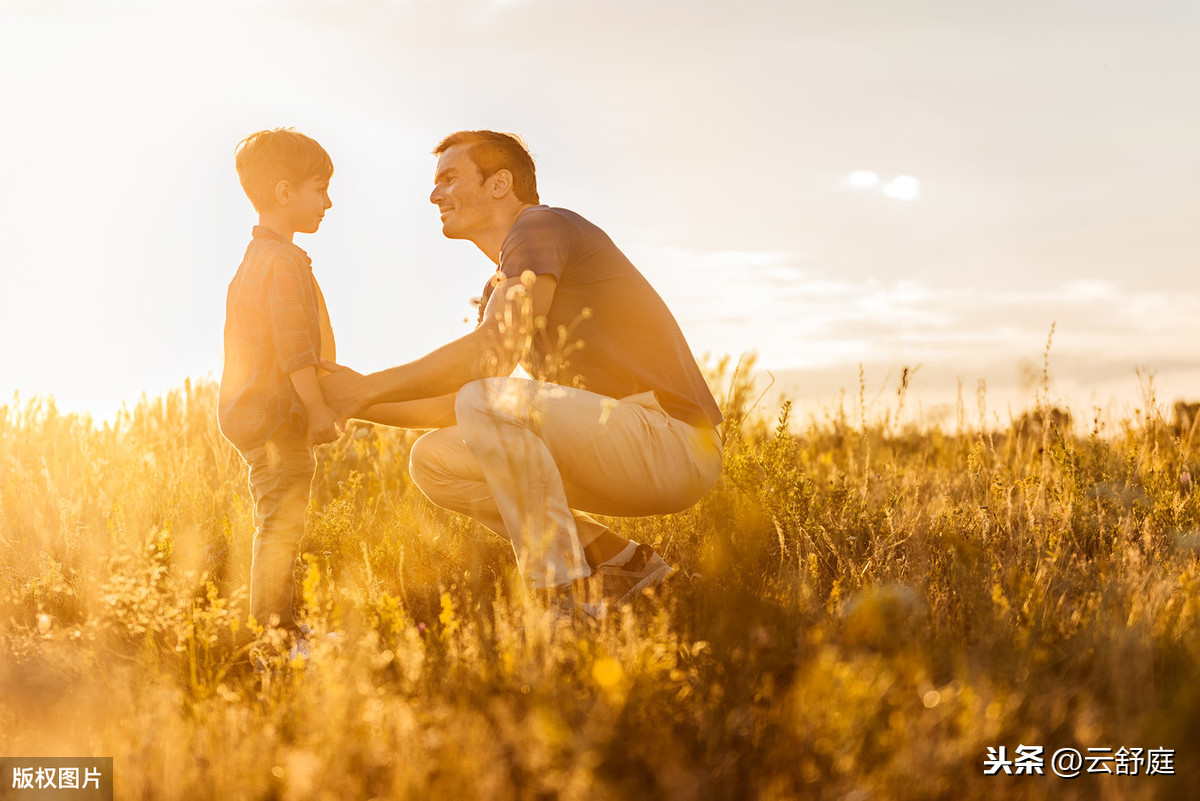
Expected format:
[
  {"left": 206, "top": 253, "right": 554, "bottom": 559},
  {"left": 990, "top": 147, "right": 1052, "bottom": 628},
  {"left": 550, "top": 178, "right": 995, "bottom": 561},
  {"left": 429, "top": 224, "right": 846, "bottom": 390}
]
[{"left": 257, "top": 212, "right": 296, "bottom": 243}]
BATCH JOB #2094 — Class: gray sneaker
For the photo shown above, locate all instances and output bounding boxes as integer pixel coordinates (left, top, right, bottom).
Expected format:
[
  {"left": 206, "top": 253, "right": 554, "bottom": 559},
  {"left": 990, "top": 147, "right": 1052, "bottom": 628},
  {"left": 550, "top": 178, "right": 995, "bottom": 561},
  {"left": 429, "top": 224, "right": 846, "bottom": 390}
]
[
  {"left": 540, "top": 581, "right": 607, "bottom": 622},
  {"left": 594, "top": 543, "right": 677, "bottom": 605}
]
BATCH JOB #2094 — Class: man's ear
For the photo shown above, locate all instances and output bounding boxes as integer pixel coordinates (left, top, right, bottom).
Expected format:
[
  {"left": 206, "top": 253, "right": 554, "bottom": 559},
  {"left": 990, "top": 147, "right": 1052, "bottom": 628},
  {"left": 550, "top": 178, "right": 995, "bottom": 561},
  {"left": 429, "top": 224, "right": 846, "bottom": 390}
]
[
  {"left": 273, "top": 179, "right": 292, "bottom": 206},
  {"left": 489, "top": 169, "right": 513, "bottom": 199}
]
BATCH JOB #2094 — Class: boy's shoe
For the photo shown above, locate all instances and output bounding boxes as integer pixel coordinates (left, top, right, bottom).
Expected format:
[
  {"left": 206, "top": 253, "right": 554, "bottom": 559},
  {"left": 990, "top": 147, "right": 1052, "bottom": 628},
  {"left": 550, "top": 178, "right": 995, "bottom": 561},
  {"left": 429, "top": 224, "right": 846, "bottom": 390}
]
[
  {"left": 251, "top": 624, "right": 336, "bottom": 672},
  {"left": 289, "top": 624, "right": 344, "bottom": 660},
  {"left": 594, "top": 542, "right": 677, "bottom": 606},
  {"left": 251, "top": 649, "right": 271, "bottom": 675}
]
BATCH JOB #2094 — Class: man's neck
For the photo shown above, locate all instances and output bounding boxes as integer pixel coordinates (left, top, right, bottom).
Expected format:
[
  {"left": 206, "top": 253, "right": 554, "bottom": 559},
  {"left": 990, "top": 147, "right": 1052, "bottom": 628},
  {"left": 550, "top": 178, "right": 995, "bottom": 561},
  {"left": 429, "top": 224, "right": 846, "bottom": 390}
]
[{"left": 475, "top": 202, "right": 536, "bottom": 264}]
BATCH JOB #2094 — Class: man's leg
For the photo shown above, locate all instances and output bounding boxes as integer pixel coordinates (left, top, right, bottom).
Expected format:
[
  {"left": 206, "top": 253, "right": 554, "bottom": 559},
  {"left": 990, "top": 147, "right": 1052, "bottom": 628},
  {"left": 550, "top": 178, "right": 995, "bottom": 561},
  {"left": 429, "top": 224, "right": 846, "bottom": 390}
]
[
  {"left": 409, "top": 427, "right": 614, "bottom": 549},
  {"left": 245, "top": 438, "right": 316, "bottom": 630},
  {"left": 410, "top": 377, "right": 722, "bottom": 589}
]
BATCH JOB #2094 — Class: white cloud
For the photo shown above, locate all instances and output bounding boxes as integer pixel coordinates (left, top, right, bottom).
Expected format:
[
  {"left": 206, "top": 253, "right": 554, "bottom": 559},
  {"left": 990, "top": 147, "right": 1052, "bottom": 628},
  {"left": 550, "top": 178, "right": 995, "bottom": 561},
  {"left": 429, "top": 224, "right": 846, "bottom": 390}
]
[
  {"left": 633, "top": 244, "right": 1200, "bottom": 378},
  {"left": 1062, "top": 280, "right": 1121, "bottom": 301},
  {"left": 882, "top": 175, "right": 921, "bottom": 201},
  {"left": 847, "top": 170, "right": 880, "bottom": 188}
]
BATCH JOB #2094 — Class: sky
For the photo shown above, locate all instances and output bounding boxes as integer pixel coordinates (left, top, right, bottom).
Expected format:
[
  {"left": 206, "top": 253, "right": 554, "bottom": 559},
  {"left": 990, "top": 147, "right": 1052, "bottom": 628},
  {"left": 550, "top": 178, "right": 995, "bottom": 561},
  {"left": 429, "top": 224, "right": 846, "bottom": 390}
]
[{"left": 2, "top": 0, "right": 1198, "bottom": 425}]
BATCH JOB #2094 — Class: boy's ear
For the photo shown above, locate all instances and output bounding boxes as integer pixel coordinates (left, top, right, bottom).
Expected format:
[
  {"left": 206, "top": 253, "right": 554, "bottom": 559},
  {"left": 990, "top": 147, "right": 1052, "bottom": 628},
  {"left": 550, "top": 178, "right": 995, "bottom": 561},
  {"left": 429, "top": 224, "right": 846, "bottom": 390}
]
[{"left": 273, "top": 179, "right": 292, "bottom": 207}]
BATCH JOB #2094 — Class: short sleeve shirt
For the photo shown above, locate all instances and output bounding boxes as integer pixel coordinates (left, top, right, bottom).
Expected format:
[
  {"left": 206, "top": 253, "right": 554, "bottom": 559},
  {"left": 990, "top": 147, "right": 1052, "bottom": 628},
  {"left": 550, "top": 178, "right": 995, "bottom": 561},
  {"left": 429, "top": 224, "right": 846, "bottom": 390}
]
[
  {"left": 489, "top": 206, "right": 722, "bottom": 428},
  {"left": 218, "top": 226, "right": 335, "bottom": 451}
]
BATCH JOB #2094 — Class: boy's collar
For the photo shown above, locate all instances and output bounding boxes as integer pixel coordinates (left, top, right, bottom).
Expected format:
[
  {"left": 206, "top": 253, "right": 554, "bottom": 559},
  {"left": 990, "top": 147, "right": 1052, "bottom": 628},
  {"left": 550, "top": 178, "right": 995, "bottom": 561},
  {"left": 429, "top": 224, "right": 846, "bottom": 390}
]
[{"left": 252, "top": 225, "right": 311, "bottom": 264}]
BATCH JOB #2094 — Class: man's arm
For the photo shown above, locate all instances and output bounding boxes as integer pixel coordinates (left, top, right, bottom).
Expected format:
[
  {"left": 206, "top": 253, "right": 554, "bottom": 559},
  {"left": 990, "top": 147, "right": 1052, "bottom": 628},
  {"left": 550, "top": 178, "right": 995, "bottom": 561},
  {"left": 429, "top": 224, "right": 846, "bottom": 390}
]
[
  {"left": 355, "top": 393, "right": 458, "bottom": 429},
  {"left": 321, "top": 272, "right": 556, "bottom": 416}
]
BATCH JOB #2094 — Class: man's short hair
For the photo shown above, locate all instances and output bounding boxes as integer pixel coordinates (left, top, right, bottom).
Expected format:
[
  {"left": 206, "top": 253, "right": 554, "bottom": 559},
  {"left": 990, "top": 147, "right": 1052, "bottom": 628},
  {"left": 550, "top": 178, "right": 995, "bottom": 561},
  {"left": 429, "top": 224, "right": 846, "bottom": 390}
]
[
  {"left": 433, "top": 131, "right": 539, "bottom": 204},
  {"left": 235, "top": 128, "right": 333, "bottom": 212}
]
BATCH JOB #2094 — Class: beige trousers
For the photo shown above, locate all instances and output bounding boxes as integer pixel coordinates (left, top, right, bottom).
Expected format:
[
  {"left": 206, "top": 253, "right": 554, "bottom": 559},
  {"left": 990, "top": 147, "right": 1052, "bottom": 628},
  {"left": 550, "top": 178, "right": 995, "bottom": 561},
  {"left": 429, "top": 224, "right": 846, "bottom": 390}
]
[
  {"left": 243, "top": 437, "right": 315, "bottom": 630},
  {"left": 409, "top": 378, "right": 722, "bottom": 589}
]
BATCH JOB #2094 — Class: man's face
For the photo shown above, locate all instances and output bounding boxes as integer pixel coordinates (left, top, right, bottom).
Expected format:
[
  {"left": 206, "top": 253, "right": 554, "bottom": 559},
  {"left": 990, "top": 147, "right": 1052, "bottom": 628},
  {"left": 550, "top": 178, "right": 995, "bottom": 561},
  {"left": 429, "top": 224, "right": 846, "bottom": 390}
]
[
  {"left": 430, "top": 144, "right": 492, "bottom": 240},
  {"left": 289, "top": 176, "right": 332, "bottom": 235}
]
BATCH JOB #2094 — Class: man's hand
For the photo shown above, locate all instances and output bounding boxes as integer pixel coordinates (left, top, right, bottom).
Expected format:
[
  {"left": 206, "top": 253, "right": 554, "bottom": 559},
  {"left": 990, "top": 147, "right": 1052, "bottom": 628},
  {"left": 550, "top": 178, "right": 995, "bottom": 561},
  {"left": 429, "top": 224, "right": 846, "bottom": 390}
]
[
  {"left": 306, "top": 403, "right": 345, "bottom": 445},
  {"left": 289, "top": 364, "right": 351, "bottom": 442},
  {"left": 318, "top": 359, "right": 356, "bottom": 377},
  {"left": 320, "top": 366, "right": 369, "bottom": 419}
]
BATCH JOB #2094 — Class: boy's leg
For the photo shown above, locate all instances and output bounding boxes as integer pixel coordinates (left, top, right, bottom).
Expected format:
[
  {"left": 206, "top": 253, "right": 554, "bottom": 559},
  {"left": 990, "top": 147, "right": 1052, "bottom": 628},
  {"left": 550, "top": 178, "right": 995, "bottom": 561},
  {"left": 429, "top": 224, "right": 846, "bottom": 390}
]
[
  {"left": 409, "top": 377, "right": 722, "bottom": 589},
  {"left": 244, "top": 438, "right": 316, "bottom": 630}
]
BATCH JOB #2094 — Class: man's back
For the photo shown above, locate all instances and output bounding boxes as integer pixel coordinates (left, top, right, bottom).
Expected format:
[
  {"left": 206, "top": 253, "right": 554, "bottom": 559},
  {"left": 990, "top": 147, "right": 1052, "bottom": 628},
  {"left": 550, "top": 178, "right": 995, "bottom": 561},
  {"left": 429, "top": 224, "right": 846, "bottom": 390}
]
[{"left": 494, "top": 206, "right": 723, "bottom": 428}]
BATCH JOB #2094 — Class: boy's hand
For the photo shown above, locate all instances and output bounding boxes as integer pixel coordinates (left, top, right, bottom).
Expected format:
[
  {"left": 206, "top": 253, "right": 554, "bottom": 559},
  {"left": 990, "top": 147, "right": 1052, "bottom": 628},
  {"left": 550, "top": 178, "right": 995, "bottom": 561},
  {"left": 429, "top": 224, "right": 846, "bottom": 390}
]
[
  {"left": 320, "top": 369, "right": 368, "bottom": 418},
  {"left": 306, "top": 404, "right": 345, "bottom": 445}
]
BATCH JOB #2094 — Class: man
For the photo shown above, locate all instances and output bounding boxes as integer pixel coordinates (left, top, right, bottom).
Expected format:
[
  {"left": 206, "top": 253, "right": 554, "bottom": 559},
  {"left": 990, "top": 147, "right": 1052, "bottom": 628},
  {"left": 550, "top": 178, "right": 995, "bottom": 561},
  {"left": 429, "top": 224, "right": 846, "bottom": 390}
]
[{"left": 322, "top": 130, "right": 723, "bottom": 616}]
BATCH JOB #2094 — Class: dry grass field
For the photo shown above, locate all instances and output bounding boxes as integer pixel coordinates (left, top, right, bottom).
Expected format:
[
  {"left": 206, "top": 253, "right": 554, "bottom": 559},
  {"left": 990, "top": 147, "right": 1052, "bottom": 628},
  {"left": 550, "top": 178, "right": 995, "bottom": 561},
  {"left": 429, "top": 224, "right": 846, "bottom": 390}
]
[{"left": 2, "top": 361, "right": 1199, "bottom": 800}]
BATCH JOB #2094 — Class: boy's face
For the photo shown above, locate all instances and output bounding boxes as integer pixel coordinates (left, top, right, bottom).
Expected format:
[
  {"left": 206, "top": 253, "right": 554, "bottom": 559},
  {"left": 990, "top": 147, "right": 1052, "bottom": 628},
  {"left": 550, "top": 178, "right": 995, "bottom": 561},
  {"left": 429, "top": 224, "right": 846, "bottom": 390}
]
[{"left": 287, "top": 176, "right": 332, "bottom": 234}]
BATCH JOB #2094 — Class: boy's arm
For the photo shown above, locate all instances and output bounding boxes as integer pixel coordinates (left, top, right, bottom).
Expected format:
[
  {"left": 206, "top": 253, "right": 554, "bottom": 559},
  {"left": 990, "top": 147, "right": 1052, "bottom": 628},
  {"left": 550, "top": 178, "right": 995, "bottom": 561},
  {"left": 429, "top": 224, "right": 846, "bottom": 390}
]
[
  {"left": 355, "top": 394, "right": 457, "bottom": 430},
  {"left": 262, "top": 259, "right": 342, "bottom": 443},
  {"left": 267, "top": 260, "right": 322, "bottom": 379},
  {"left": 290, "top": 366, "right": 344, "bottom": 444}
]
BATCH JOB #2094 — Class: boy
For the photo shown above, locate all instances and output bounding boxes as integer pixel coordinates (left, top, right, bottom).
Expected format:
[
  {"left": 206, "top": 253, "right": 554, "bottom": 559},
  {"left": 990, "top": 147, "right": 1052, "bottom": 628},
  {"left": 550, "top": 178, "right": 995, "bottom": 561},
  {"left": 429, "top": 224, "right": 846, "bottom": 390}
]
[{"left": 218, "top": 127, "right": 343, "bottom": 634}]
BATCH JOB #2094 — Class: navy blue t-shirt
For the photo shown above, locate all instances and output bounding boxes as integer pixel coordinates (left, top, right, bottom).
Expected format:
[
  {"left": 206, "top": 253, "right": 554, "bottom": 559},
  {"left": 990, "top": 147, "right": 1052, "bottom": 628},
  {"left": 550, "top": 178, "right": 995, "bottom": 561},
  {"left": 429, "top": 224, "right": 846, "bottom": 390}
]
[{"left": 485, "top": 206, "right": 723, "bottom": 428}]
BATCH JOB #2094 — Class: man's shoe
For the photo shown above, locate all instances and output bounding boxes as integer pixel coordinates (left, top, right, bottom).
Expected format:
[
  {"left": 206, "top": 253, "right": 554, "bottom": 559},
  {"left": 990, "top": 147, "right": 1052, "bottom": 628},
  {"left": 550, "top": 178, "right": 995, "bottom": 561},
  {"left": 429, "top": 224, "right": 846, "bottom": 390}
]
[
  {"left": 288, "top": 636, "right": 313, "bottom": 663},
  {"left": 540, "top": 581, "right": 607, "bottom": 622},
  {"left": 594, "top": 542, "right": 677, "bottom": 605}
]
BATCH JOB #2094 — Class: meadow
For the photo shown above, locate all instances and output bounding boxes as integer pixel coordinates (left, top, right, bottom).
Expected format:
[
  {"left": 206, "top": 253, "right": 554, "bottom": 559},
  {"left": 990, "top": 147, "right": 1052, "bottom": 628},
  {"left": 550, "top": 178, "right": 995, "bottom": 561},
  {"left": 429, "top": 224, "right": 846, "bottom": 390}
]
[{"left": 2, "top": 359, "right": 1199, "bottom": 800}]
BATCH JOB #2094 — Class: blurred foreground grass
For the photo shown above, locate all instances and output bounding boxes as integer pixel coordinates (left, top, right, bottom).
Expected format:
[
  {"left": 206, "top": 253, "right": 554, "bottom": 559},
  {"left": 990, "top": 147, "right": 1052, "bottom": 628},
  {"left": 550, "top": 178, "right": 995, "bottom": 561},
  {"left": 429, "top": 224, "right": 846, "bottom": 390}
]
[{"left": 2, "top": 365, "right": 1200, "bottom": 800}]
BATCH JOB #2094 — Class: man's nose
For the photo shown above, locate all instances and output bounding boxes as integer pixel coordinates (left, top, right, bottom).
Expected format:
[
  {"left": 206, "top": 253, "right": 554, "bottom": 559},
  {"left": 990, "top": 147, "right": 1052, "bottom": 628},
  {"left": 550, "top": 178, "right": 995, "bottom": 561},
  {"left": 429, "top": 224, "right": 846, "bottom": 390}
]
[{"left": 429, "top": 185, "right": 442, "bottom": 204}]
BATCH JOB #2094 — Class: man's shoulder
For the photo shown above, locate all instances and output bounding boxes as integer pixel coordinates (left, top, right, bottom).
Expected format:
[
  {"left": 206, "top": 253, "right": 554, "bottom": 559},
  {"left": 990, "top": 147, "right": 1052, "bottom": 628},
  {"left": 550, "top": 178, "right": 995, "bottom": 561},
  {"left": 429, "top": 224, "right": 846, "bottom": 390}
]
[
  {"left": 520, "top": 205, "right": 590, "bottom": 226},
  {"left": 512, "top": 206, "right": 609, "bottom": 245}
]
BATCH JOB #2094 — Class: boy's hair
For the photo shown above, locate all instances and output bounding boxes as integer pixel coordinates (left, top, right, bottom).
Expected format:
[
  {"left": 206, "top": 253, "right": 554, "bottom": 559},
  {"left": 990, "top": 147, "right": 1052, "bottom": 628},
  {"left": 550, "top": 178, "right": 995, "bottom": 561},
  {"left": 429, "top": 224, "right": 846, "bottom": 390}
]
[
  {"left": 235, "top": 128, "right": 333, "bottom": 212},
  {"left": 433, "top": 130, "right": 539, "bottom": 204}
]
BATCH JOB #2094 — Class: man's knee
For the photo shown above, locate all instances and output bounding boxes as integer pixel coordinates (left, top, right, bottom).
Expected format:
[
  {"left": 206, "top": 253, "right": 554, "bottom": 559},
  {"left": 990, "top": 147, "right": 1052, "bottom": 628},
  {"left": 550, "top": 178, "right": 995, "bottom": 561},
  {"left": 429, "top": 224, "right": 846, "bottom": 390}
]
[
  {"left": 454, "top": 377, "right": 499, "bottom": 421},
  {"left": 409, "top": 427, "right": 479, "bottom": 502},
  {"left": 408, "top": 430, "right": 445, "bottom": 496},
  {"left": 455, "top": 377, "right": 535, "bottom": 433}
]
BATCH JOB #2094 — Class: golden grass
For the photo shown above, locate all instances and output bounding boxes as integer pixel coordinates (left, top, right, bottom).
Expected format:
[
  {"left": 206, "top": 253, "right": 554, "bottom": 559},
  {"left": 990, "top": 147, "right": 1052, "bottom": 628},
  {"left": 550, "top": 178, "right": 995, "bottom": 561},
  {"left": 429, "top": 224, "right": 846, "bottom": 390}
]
[{"left": 2, "top": 367, "right": 1199, "bottom": 800}]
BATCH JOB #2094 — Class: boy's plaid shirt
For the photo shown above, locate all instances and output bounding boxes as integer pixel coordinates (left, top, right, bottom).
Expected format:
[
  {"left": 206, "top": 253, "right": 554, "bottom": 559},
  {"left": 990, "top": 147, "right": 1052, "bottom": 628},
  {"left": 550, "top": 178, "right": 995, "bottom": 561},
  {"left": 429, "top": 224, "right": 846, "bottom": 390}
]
[{"left": 218, "top": 226, "right": 335, "bottom": 452}]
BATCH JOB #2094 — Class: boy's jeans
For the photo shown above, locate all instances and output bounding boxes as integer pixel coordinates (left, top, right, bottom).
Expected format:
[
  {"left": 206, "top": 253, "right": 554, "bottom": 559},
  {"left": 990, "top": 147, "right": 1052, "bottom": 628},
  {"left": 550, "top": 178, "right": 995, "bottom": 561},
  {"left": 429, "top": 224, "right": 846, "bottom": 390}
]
[
  {"left": 408, "top": 378, "right": 723, "bottom": 589},
  {"left": 242, "top": 436, "right": 315, "bottom": 630}
]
